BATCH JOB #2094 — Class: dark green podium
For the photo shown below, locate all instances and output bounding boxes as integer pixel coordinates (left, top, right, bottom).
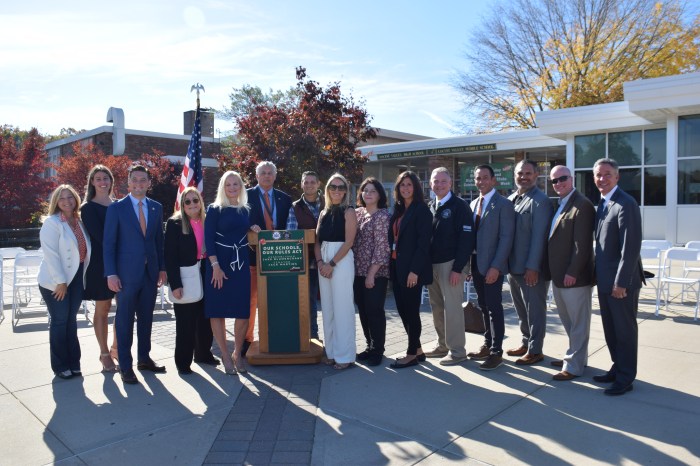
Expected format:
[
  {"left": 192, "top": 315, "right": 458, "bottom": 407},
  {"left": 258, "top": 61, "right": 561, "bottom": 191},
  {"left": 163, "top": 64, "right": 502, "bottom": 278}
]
[{"left": 246, "top": 229, "right": 323, "bottom": 365}]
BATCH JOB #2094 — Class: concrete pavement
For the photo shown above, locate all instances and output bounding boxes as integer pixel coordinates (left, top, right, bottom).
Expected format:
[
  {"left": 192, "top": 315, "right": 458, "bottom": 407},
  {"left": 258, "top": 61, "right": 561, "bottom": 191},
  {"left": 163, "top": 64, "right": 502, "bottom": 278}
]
[{"left": 0, "top": 284, "right": 698, "bottom": 465}]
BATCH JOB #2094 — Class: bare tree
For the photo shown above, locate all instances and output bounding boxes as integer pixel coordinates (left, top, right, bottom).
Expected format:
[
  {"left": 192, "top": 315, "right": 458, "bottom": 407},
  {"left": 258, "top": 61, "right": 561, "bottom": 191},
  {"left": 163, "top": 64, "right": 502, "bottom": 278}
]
[{"left": 453, "top": 0, "right": 700, "bottom": 133}]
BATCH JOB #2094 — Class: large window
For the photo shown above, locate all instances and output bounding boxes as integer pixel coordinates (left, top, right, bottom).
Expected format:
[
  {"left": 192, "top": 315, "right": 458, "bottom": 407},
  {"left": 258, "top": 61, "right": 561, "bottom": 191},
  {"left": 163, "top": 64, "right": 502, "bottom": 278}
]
[
  {"left": 574, "top": 129, "right": 666, "bottom": 206},
  {"left": 678, "top": 115, "right": 700, "bottom": 205}
]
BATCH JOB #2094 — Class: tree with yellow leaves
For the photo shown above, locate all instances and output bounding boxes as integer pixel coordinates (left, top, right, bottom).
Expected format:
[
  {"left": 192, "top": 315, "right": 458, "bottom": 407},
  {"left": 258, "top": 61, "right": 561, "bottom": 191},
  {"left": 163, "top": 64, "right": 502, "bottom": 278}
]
[{"left": 453, "top": 0, "right": 700, "bottom": 133}]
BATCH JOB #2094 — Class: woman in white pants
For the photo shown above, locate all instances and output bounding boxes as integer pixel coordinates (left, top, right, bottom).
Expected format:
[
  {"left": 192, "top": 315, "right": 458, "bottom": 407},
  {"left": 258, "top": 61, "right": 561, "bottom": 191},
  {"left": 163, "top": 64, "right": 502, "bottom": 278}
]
[{"left": 315, "top": 173, "right": 358, "bottom": 370}]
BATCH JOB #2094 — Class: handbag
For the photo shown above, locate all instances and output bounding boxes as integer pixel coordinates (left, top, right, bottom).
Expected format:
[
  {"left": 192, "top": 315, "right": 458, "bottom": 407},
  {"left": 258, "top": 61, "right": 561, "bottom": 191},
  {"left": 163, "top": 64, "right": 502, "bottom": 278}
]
[
  {"left": 168, "top": 261, "right": 203, "bottom": 304},
  {"left": 463, "top": 301, "right": 486, "bottom": 334}
]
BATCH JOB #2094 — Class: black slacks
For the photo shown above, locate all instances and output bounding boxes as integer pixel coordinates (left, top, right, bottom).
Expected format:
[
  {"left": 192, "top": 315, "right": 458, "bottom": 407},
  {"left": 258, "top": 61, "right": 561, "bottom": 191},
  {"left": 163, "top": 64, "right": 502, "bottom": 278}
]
[
  {"left": 471, "top": 257, "right": 505, "bottom": 355},
  {"left": 173, "top": 262, "right": 214, "bottom": 370},
  {"left": 353, "top": 276, "right": 388, "bottom": 355},
  {"left": 392, "top": 278, "right": 423, "bottom": 355}
]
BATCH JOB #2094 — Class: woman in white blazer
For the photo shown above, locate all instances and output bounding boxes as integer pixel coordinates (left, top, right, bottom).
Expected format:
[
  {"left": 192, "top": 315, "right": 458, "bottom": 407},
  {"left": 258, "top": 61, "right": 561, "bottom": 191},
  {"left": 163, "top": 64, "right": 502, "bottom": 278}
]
[{"left": 38, "top": 184, "right": 91, "bottom": 379}]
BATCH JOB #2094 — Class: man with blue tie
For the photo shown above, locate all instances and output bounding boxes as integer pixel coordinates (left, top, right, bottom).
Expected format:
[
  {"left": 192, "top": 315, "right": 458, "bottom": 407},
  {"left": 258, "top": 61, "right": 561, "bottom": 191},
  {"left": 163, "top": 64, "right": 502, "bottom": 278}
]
[
  {"left": 245, "top": 161, "right": 292, "bottom": 355},
  {"left": 592, "top": 158, "right": 643, "bottom": 396},
  {"left": 104, "top": 165, "right": 167, "bottom": 385}
]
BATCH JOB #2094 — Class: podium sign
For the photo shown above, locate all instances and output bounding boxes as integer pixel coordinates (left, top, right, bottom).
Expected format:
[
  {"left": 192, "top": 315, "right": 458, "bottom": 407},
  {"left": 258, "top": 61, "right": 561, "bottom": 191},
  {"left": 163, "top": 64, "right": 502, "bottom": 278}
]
[
  {"left": 246, "top": 230, "right": 324, "bottom": 365},
  {"left": 259, "top": 230, "right": 305, "bottom": 275}
]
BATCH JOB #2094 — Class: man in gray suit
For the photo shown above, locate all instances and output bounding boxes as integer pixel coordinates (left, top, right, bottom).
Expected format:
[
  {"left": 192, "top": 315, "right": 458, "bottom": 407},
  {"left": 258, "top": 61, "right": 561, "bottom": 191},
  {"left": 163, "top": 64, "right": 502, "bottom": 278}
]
[
  {"left": 592, "top": 158, "right": 643, "bottom": 396},
  {"left": 506, "top": 160, "right": 553, "bottom": 365},
  {"left": 547, "top": 166, "right": 595, "bottom": 381},
  {"left": 467, "top": 165, "right": 515, "bottom": 371}
]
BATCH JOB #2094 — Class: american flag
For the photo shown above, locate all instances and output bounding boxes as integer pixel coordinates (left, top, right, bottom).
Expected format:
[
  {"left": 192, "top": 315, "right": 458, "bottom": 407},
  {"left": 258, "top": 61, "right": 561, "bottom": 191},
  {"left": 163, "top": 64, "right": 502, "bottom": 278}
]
[{"left": 175, "top": 107, "right": 204, "bottom": 210}]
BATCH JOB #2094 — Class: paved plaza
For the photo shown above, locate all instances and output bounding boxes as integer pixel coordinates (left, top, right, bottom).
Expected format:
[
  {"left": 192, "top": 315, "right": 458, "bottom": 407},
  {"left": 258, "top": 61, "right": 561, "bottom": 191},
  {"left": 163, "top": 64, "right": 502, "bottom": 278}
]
[{"left": 0, "top": 281, "right": 698, "bottom": 465}]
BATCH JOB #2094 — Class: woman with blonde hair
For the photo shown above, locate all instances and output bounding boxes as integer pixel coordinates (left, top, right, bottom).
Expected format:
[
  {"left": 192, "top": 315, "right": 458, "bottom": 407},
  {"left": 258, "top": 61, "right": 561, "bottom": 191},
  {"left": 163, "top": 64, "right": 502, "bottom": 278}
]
[
  {"left": 204, "top": 171, "right": 251, "bottom": 375},
  {"left": 314, "top": 173, "right": 357, "bottom": 370},
  {"left": 38, "top": 185, "right": 91, "bottom": 379},
  {"left": 165, "top": 187, "right": 218, "bottom": 374},
  {"left": 81, "top": 165, "right": 119, "bottom": 372}
]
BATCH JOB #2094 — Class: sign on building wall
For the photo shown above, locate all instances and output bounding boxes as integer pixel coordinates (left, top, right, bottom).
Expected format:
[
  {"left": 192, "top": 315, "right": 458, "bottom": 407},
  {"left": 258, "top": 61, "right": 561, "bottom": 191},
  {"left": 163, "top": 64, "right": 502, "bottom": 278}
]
[
  {"left": 376, "top": 144, "right": 497, "bottom": 160},
  {"left": 461, "top": 162, "right": 515, "bottom": 190}
]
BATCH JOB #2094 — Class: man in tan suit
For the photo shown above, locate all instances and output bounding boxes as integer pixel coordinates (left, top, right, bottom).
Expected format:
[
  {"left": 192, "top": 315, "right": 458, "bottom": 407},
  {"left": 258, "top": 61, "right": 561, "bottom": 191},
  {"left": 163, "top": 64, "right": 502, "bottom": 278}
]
[{"left": 547, "top": 166, "right": 595, "bottom": 381}]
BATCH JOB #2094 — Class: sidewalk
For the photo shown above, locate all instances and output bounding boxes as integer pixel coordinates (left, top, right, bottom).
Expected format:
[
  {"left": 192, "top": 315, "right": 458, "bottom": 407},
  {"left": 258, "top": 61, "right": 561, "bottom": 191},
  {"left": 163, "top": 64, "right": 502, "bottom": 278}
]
[{"left": 0, "top": 286, "right": 698, "bottom": 465}]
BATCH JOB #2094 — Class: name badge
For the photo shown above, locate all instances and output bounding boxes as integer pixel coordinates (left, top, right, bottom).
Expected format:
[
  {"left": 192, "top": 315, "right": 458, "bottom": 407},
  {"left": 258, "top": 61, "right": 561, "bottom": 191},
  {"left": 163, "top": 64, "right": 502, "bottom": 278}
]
[{"left": 463, "top": 225, "right": 472, "bottom": 232}]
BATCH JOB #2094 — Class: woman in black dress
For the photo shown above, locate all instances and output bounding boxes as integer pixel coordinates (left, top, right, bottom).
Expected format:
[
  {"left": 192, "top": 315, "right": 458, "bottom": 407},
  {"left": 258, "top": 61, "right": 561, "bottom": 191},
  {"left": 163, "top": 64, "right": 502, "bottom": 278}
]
[
  {"left": 81, "top": 165, "right": 118, "bottom": 372},
  {"left": 165, "top": 187, "right": 218, "bottom": 374}
]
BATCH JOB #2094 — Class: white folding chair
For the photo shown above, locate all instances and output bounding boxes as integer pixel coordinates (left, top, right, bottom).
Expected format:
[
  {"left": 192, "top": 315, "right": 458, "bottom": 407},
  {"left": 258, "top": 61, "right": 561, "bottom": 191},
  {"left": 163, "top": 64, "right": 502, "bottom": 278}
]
[
  {"left": 420, "top": 286, "right": 430, "bottom": 305},
  {"left": 659, "top": 247, "right": 700, "bottom": 320},
  {"left": 641, "top": 240, "right": 672, "bottom": 250},
  {"left": 640, "top": 246, "right": 665, "bottom": 316},
  {"left": 12, "top": 252, "right": 44, "bottom": 329},
  {"left": 1, "top": 248, "right": 27, "bottom": 316},
  {"left": 682, "top": 241, "right": 700, "bottom": 301}
]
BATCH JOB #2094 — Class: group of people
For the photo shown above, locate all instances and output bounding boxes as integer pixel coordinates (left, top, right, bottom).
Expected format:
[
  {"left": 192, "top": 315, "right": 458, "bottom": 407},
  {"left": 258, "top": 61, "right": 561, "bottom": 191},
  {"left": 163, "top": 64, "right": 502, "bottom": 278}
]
[
  {"left": 418, "top": 158, "right": 642, "bottom": 397},
  {"left": 36, "top": 156, "right": 643, "bottom": 396}
]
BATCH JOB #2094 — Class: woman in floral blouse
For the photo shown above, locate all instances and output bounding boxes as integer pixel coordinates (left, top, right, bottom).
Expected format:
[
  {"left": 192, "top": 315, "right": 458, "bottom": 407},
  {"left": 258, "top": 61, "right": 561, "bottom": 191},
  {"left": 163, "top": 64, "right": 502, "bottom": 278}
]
[{"left": 353, "top": 177, "right": 391, "bottom": 367}]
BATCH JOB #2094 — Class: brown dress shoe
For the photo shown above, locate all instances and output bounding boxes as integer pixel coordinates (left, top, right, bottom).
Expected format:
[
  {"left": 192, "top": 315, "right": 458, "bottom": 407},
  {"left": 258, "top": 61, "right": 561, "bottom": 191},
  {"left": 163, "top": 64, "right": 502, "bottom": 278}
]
[
  {"left": 506, "top": 345, "right": 528, "bottom": 357},
  {"left": 550, "top": 360, "right": 564, "bottom": 367},
  {"left": 552, "top": 371, "right": 577, "bottom": 381},
  {"left": 515, "top": 353, "right": 544, "bottom": 365},
  {"left": 467, "top": 345, "right": 490, "bottom": 360}
]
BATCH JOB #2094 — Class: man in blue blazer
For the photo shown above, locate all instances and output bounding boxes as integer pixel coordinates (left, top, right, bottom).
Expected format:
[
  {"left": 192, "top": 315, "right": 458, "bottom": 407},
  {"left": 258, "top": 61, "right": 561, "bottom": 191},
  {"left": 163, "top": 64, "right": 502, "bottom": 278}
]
[
  {"left": 468, "top": 165, "right": 515, "bottom": 371},
  {"left": 104, "top": 165, "right": 167, "bottom": 385},
  {"left": 592, "top": 158, "right": 643, "bottom": 396},
  {"left": 245, "top": 161, "right": 292, "bottom": 353}
]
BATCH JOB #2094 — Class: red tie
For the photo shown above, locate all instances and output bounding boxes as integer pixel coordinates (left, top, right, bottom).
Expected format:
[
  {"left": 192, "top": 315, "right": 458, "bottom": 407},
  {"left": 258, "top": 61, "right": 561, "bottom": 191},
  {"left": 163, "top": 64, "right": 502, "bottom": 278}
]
[
  {"left": 475, "top": 197, "right": 483, "bottom": 231},
  {"left": 263, "top": 192, "right": 274, "bottom": 230},
  {"left": 138, "top": 201, "right": 147, "bottom": 236}
]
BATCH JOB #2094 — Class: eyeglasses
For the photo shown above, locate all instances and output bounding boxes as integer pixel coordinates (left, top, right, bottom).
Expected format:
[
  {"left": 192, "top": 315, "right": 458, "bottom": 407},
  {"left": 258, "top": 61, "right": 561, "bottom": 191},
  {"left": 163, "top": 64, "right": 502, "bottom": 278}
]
[
  {"left": 328, "top": 184, "right": 347, "bottom": 192},
  {"left": 550, "top": 175, "right": 570, "bottom": 185},
  {"left": 362, "top": 189, "right": 378, "bottom": 195},
  {"left": 184, "top": 198, "right": 200, "bottom": 206}
]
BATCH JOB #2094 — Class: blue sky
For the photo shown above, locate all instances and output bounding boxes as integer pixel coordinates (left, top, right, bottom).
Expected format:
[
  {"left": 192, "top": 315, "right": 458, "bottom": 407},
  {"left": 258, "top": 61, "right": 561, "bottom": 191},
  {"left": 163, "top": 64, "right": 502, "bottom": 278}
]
[{"left": 0, "top": 0, "right": 492, "bottom": 139}]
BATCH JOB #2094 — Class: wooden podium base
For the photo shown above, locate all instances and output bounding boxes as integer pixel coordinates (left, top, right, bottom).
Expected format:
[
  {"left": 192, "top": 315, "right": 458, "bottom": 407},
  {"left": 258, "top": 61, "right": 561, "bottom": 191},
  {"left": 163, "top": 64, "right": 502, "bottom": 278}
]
[{"left": 246, "top": 339, "right": 325, "bottom": 366}]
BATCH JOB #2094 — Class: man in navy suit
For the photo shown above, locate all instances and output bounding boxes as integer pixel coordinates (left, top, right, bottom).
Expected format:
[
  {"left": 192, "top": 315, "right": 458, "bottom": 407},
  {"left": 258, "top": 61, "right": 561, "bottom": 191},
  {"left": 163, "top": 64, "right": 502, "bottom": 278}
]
[
  {"left": 592, "top": 158, "right": 643, "bottom": 396},
  {"left": 104, "top": 165, "right": 167, "bottom": 385},
  {"left": 245, "top": 161, "right": 292, "bottom": 354}
]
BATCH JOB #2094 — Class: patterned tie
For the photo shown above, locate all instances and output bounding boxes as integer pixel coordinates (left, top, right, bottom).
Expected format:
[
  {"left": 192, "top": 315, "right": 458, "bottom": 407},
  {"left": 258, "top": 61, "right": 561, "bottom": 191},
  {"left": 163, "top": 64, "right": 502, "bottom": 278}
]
[
  {"left": 138, "top": 201, "right": 147, "bottom": 236},
  {"left": 475, "top": 197, "right": 483, "bottom": 232},
  {"left": 263, "top": 192, "right": 274, "bottom": 230}
]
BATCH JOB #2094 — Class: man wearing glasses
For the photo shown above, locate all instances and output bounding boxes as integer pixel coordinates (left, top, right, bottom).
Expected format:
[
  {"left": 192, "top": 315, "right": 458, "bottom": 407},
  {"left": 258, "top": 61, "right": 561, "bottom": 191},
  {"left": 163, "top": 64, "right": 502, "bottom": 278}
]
[{"left": 547, "top": 166, "right": 595, "bottom": 382}]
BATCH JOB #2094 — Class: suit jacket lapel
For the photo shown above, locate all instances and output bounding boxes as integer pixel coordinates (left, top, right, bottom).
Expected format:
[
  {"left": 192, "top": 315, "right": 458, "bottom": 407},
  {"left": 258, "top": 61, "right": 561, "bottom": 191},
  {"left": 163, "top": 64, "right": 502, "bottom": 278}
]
[
  {"left": 399, "top": 203, "right": 416, "bottom": 236},
  {"left": 481, "top": 194, "right": 498, "bottom": 223},
  {"left": 552, "top": 192, "right": 576, "bottom": 236}
]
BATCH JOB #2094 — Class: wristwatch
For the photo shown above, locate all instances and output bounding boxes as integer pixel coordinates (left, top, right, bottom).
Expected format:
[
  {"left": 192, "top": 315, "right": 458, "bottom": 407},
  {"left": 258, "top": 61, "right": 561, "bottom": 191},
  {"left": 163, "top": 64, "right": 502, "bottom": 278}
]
[{"left": 329, "top": 259, "right": 336, "bottom": 267}]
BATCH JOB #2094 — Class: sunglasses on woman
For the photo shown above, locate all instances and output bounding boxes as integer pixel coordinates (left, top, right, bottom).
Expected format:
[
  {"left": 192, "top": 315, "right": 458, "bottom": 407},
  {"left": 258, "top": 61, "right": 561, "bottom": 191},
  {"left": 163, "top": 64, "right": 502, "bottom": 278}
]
[
  {"left": 184, "top": 198, "right": 200, "bottom": 205},
  {"left": 328, "top": 184, "right": 347, "bottom": 192}
]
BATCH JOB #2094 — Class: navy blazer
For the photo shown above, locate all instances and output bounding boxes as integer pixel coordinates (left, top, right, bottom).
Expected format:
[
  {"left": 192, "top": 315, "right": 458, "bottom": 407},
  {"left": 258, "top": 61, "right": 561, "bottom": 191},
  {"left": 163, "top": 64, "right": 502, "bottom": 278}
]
[
  {"left": 594, "top": 188, "right": 643, "bottom": 293},
  {"left": 389, "top": 202, "right": 433, "bottom": 287},
  {"left": 247, "top": 186, "right": 292, "bottom": 230},
  {"left": 247, "top": 186, "right": 292, "bottom": 267},
  {"left": 103, "top": 196, "right": 165, "bottom": 284}
]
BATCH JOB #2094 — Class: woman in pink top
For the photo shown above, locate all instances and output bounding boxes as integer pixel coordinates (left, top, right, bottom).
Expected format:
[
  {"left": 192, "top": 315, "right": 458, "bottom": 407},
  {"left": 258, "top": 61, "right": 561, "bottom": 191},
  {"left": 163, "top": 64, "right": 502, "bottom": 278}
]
[{"left": 164, "top": 187, "right": 218, "bottom": 374}]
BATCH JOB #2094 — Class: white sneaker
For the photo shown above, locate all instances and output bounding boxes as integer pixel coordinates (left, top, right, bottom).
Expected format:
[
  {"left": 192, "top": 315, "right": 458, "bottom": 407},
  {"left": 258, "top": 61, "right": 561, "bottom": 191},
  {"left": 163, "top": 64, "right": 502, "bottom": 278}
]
[{"left": 439, "top": 355, "right": 468, "bottom": 366}]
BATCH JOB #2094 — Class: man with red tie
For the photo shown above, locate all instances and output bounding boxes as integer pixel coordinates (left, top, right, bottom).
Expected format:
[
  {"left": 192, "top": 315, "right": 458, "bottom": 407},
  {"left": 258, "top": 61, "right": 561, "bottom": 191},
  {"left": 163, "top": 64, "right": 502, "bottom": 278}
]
[{"left": 245, "top": 161, "right": 292, "bottom": 355}]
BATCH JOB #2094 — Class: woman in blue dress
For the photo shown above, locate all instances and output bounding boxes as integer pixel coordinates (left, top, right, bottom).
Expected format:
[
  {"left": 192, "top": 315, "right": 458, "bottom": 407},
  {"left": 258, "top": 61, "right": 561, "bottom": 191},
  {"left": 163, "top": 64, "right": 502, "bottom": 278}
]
[{"left": 205, "top": 171, "right": 251, "bottom": 375}]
